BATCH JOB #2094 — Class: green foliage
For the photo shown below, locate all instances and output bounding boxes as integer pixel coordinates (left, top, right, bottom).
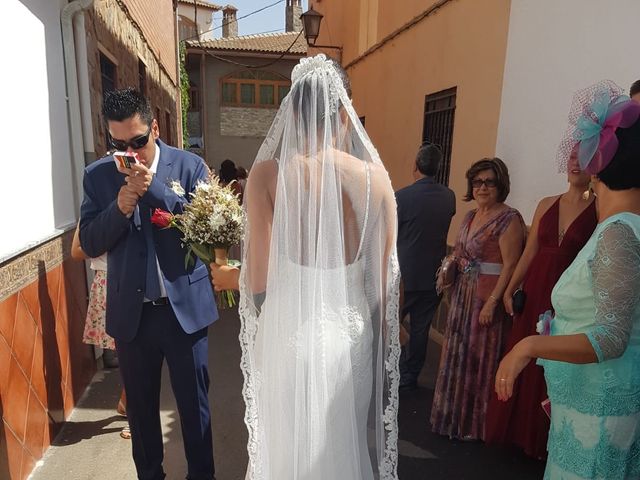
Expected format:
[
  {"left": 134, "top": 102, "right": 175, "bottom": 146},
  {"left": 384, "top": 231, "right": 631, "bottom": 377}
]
[{"left": 179, "top": 41, "right": 190, "bottom": 148}]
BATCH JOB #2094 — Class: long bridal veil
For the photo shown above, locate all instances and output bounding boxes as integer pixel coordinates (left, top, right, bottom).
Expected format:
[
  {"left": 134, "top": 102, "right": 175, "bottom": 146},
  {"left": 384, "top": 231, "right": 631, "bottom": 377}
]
[{"left": 238, "top": 54, "right": 400, "bottom": 480}]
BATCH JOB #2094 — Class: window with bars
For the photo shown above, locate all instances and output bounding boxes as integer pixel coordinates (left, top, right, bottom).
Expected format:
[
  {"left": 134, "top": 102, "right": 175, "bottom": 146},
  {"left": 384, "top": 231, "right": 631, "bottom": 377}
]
[
  {"left": 422, "top": 87, "right": 456, "bottom": 186},
  {"left": 138, "top": 59, "right": 147, "bottom": 95},
  {"left": 165, "top": 111, "right": 172, "bottom": 146},
  {"left": 100, "top": 52, "right": 117, "bottom": 96},
  {"left": 100, "top": 52, "right": 117, "bottom": 149},
  {"left": 221, "top": 70, "right": 291, "bottom": 108}
]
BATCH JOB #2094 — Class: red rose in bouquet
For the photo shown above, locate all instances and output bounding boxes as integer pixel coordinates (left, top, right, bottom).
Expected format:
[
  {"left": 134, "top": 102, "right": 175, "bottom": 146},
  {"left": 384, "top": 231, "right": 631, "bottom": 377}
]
[{"left": 151, "top": 209, "right": 174, "bottom": 229}]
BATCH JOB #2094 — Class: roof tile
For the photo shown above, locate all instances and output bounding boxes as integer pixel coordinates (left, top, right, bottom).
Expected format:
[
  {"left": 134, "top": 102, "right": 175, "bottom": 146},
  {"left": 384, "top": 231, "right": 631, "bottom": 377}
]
[{"left": 187, "top": 31, "right": 307, "bottom": 55}]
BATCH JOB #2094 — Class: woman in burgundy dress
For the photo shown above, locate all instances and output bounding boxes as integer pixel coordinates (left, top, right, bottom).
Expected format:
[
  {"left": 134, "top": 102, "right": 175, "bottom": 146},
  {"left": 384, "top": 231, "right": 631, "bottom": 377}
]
[{"left": 484, "top": 151, "right": 597, "bottom": 459}]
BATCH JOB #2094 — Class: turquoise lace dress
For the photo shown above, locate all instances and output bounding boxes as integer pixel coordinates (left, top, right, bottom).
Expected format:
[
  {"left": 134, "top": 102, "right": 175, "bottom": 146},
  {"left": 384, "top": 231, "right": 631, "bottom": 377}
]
[{"left": 539, "top": 213, "right": 640, "bottom": 479}]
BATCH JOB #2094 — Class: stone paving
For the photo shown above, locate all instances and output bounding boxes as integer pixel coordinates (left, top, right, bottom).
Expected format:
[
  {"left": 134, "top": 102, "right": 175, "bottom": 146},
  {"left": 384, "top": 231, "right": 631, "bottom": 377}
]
[{"left": 30, "top": 309, "right": 545, "bottom": 480}]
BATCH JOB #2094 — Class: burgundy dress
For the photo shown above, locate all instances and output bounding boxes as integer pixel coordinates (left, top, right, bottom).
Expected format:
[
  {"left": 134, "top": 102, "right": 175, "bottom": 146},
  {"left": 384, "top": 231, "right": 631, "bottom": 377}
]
[{"left": 484, "top": 197, "right": 597, "bottom": 459}]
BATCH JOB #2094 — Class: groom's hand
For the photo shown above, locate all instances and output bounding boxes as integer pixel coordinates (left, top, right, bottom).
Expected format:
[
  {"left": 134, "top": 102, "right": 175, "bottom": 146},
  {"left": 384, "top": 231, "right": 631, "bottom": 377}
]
[
  {"left": 124, "top": 163, "right": 153, "bottom": 197},
  {"left": 117, "top": 185, "right": 139, "bottom": 216},
  {"left": 209, "top": 262, "right": 240, "bottom": 291}
]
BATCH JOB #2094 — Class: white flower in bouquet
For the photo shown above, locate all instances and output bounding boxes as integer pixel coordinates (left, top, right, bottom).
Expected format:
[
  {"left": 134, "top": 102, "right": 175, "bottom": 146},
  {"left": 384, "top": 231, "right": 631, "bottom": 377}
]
[{"left": 178, "top": 177, "right": 245, "bottom": 251}]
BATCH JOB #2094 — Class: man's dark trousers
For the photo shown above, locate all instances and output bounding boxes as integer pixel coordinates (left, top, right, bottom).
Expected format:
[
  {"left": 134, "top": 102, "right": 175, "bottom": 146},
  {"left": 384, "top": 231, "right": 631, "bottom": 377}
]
[
  {"left": 400, "top": 289, "right": 441, "bottom": 386},
  {"left": 117, "top": 303, "right": 214, "bottom": 480}
]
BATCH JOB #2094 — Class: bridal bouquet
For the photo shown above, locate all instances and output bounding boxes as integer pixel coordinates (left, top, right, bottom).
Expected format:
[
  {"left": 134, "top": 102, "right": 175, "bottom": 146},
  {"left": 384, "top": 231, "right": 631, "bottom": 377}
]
[{"left": 151, "top": 175, "right": 245, "bottom": 308}]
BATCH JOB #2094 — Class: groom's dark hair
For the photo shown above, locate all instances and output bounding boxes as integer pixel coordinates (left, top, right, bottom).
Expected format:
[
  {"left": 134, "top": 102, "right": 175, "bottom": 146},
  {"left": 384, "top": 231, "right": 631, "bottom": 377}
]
[{"left": 102, "top": 87, "right": 153, "bottom": 126}]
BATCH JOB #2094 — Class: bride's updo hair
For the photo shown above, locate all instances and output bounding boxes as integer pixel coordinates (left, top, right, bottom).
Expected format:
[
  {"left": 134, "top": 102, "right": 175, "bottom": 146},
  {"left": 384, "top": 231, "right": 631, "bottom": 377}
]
[
  {"left": 327, "top": 57, "right": 351, "bottom": 98},
  {"left": 290, "top": 55, "right": 351, "bottom": 125}
]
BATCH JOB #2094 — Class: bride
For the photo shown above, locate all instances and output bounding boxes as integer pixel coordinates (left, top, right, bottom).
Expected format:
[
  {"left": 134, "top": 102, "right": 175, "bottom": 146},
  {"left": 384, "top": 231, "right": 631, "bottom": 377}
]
[{"left": 212, "top": 54, "right": 400, "bottom": 479}]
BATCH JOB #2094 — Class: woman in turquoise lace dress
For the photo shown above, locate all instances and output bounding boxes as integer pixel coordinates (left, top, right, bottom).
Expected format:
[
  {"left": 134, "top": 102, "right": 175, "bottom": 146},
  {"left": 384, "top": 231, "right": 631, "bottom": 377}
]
[{"left": 495, "top": 82, "right": 640, "bottom": 479}]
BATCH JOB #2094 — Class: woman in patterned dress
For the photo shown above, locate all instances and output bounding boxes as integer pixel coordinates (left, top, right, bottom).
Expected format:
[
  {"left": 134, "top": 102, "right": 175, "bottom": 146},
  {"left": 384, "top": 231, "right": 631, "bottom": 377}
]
[
  {"left": 72, "top": 224, "right": 129, "bottom": 439},
  {"left": 431, "top": 157, "right": 525, "bottom": 441}
]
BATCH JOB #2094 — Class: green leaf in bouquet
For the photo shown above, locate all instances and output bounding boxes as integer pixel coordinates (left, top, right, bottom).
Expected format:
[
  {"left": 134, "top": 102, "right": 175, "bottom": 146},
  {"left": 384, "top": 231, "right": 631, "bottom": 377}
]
[
  {"left": 184, "top": 246, "right": 196, "bottom": 270},
  {"left": 190, "top": 242, "right": 214, "bottom": 264}
]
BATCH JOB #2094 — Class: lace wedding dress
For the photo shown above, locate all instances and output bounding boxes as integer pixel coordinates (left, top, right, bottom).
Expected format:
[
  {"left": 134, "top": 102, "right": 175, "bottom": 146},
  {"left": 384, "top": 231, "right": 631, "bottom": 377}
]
[{"left": 238, "top": 55, "right": 401, "bottom": 480}]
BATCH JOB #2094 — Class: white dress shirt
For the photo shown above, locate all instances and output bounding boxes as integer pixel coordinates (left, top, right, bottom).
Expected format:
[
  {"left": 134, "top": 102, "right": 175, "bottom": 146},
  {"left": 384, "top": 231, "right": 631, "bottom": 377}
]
[{"left": 145, "top": 143, "right": 168, "bottom": 300}]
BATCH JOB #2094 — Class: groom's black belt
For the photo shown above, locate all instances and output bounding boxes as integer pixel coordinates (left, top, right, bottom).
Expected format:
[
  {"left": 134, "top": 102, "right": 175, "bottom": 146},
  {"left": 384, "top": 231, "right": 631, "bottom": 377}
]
[{"left": 144, "top": 297, "right": 169, "bottom": 306}]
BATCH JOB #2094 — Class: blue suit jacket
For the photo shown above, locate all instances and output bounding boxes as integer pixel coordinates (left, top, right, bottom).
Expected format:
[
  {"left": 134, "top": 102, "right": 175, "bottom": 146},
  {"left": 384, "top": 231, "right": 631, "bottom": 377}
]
[{"left": 79, "top": 140, "right": 218, "bottom": 342}]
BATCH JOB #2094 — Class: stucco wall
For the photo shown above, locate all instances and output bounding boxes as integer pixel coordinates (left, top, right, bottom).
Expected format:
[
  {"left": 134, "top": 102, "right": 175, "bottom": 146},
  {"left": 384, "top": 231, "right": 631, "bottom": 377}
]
[
  {"left": 495, "top": 0, "right": 640, "bottom": 223},
  {"left": 0, "top": 0, "right": 76, "bottom": 262},
  {"left": 312, "top": 0, "right": 512, "bottom": 240}
]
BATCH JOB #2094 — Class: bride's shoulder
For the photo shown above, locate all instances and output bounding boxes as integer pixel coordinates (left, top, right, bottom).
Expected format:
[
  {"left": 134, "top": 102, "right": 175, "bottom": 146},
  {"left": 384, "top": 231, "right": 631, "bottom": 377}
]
[{"left": 248, "top": 159, "right": 278, "bottom": 181}]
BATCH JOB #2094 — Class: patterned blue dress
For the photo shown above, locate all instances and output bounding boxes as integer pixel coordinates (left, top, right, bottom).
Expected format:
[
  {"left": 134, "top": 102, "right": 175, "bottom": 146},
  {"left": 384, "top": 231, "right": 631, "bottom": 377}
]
[{"left": 540, "top": 213, "right": 640, "bottom": 479}]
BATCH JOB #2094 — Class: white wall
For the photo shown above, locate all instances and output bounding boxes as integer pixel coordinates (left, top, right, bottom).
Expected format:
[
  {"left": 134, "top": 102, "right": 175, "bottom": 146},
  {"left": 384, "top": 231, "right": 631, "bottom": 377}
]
[
  {"left": 177, "top": 4, "right": 215, "bottom": 40},
  {"left": 495, "top": 0, "right": 639, "bottom": 223},
  {"left": 0, "top": 0, "right": 76, "bottom": 261}
]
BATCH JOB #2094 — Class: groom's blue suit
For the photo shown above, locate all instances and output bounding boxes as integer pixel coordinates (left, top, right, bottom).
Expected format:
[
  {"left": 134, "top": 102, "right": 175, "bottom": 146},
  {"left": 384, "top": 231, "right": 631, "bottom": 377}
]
[{"left": 80, "top": 140, "right": 218, "bottom": 480}]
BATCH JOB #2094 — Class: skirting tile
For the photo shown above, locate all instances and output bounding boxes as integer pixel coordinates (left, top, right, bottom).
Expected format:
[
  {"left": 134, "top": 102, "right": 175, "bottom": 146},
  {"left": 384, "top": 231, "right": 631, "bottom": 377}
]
[{"left": 0, "top": 232, "right": 72, "bottom": 304}]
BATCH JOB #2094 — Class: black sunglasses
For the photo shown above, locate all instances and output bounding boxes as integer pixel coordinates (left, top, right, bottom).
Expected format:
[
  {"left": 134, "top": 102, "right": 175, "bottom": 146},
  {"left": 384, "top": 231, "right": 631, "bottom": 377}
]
[
  {"left": 471, "top": 178, "right": 497, "bottom": 189},
  {"left": 109, "top": 126, "right": 152, "bottom": 151}
]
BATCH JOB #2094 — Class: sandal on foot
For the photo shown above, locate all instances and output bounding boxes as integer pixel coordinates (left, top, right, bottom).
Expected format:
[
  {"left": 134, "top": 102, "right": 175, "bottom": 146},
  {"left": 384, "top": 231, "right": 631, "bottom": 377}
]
[
  {"left": 116, "top": 400, "right": 126, "bottom": 417},
  {"left": 120, "top": 424, "right": 131, "bottom": 439}
]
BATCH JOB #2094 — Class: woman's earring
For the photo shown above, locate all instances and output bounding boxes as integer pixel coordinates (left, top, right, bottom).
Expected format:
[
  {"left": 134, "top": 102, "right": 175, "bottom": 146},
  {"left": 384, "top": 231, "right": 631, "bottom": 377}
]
[{"left": 582, "top": 181, "right": 594, "bottom": 200}]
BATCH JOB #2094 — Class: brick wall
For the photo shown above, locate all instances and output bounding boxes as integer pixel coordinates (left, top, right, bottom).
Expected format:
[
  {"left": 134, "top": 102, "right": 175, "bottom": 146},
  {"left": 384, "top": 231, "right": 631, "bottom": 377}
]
[
  {"left": 219, "top": 107, "right": 277, "bottom": 137},
  {"left": 85, "top": 0, "right": 180, "bottom": 156},
  {"left": 124, "top": 0, "right": 178, "bottom": 85}
]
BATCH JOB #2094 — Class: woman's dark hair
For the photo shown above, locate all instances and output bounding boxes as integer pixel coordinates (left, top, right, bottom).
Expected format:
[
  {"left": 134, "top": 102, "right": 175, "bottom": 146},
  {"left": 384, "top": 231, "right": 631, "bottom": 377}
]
[
  {"left": 463, "top": 157, "right": 511, "bottom": 203},
  {"left": 102, "top": 87, "right": 153, "bottom": 126},
  {"left": 237, "top": 166, "right": 248, "bottom": 179},
  {"left": 598, "top": 117, "right": 640, "bottom": 190},
  {"left": 219, "top": 159, "right": 238, "bottom": 184}
]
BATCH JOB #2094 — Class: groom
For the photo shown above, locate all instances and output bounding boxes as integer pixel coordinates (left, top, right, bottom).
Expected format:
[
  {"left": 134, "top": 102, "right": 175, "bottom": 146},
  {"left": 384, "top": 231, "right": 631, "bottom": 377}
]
[{"left": 79, "top": 88, "right": 218, "bottom": 480}]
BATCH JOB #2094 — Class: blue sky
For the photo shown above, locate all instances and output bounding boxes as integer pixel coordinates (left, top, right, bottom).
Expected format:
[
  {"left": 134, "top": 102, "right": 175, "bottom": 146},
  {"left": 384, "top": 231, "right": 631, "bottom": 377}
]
[{"left": 211, "top": 0, "right": 309, "bottom": 36}]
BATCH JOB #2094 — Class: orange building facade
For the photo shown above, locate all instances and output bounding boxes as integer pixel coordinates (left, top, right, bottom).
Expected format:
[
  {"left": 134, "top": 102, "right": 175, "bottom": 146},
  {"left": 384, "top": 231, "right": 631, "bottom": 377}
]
[{"left": 308, "top": 0, "right": 512, "bottom": 238}]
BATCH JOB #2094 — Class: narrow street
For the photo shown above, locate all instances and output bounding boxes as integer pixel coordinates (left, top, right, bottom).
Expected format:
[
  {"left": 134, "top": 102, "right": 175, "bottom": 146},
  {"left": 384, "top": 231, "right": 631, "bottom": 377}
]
[{"left": 30, "top": 308, "right": 545, "bottom": 480}]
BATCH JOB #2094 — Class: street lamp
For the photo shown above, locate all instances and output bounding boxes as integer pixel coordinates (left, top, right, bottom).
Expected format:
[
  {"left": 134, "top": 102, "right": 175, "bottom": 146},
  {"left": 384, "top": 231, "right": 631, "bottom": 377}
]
[{"left": 300, "top": 6, "right": 323, "bottom": 46}]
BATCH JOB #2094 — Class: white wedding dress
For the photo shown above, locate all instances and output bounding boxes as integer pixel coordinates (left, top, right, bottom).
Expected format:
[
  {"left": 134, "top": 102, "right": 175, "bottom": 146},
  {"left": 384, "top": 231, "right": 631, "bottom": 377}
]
[{"left": 238, "top": 55, "right": 400, "bottom": 480}]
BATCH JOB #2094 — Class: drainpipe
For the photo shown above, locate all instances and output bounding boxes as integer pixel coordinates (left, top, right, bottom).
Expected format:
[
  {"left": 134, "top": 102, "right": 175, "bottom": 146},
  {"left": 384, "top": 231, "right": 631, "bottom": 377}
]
[
  {"left": 73, "top": 10, "right": 96, "bottom": 166},
  {"left": 61, "top": 0, "right": 94, "bottom": 218}
]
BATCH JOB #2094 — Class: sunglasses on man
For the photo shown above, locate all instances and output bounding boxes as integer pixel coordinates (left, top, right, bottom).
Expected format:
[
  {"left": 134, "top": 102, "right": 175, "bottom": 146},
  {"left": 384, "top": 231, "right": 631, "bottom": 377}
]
[{"left": 109, "top": 126, "right": 152, "bottom": 151}]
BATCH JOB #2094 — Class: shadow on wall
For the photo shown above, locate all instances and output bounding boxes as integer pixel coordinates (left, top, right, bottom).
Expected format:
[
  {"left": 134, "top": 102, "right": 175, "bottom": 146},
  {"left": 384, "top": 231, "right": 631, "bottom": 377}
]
[{"left": 37, "top": 260, "right": 65, "bottom": 439}]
